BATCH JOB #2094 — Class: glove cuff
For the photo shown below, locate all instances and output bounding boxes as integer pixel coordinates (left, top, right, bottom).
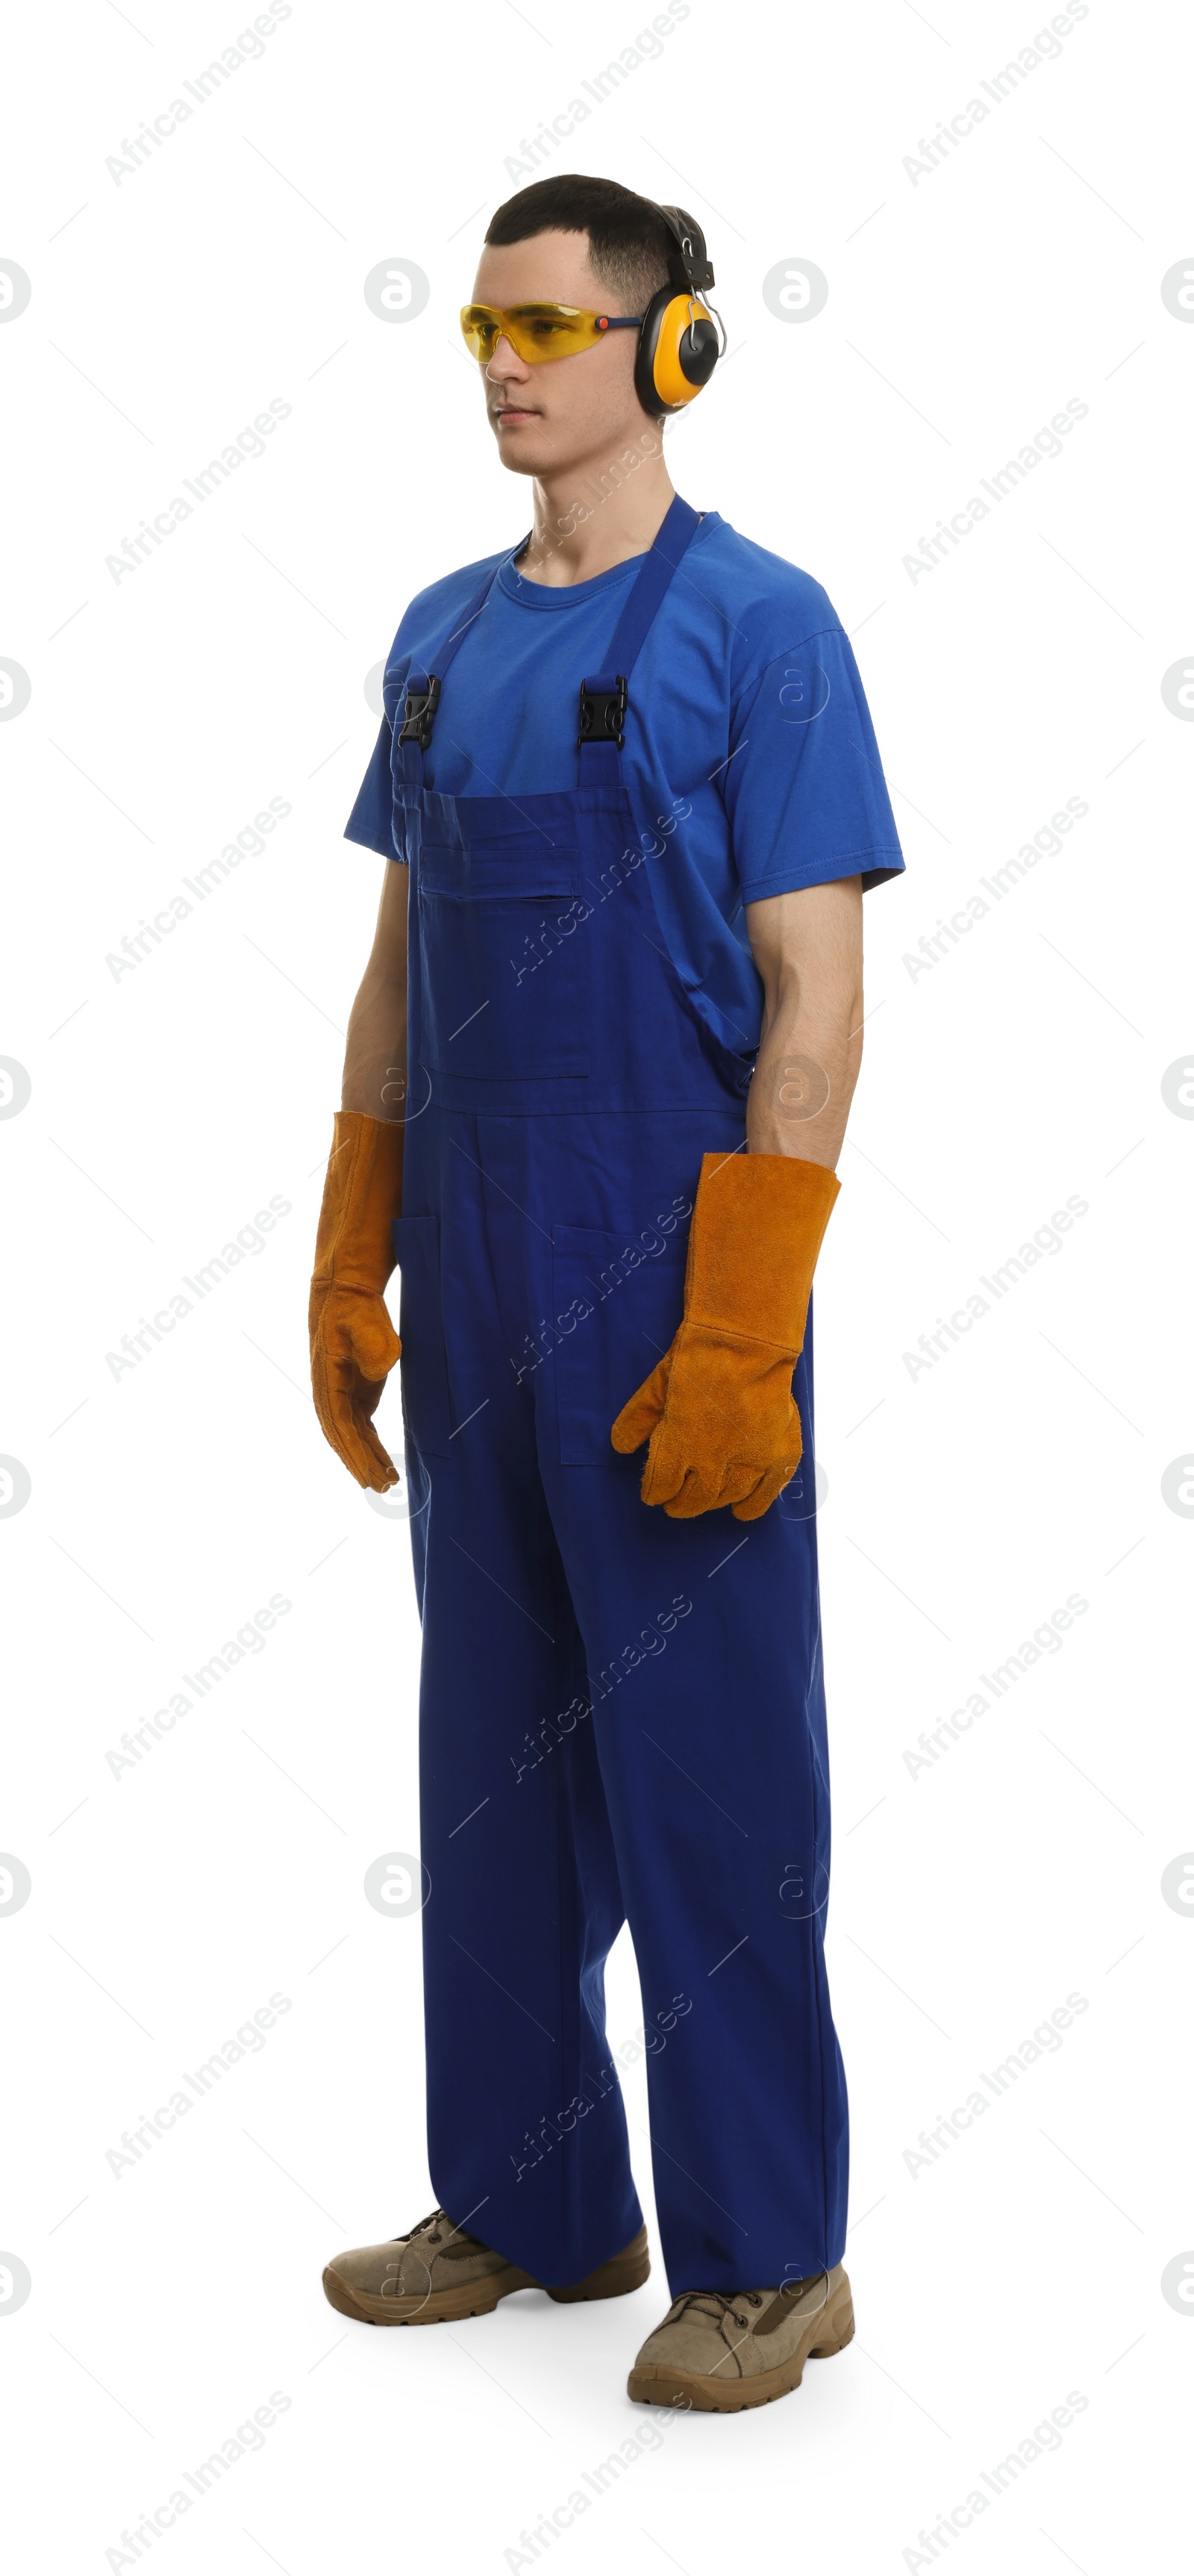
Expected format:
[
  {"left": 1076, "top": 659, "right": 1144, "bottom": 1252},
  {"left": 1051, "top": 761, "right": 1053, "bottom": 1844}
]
[
  {"left": 684, "top": 1150, "right": 840, "bottom": 1351},
  {"left": 312, "top": 1110, "right": 404, "bottom": 1297}
]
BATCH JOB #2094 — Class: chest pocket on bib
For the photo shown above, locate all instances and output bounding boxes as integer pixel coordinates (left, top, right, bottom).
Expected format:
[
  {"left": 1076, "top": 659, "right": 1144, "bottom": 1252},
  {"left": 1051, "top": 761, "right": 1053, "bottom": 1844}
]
[{"left": 417, "top": 843, "right": 590, "bottom": 1080}]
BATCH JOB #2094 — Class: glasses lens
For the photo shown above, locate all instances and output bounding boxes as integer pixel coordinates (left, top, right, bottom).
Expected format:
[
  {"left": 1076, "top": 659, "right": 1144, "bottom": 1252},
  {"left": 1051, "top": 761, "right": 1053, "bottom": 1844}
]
[
  {"left": 460, "top": 305, "right": 501, "bottom": 359},
  {"left": 506, "top": 305, "right": 596, "bottom": 361}
]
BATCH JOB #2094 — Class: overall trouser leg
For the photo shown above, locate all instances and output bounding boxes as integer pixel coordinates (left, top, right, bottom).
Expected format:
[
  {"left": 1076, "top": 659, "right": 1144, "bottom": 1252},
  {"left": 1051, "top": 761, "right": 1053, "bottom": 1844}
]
[
  {"left": 540, "top": 1329, "right": 848, "bottom": 2296},
  {"left": 404, "top": 1121, "right": 642, "bottom": 2288}
]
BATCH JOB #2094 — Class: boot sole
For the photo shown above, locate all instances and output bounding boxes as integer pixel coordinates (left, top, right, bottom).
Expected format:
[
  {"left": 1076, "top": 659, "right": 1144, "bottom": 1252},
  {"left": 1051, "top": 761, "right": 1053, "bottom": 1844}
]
[
  {"left": 628, "top": 2274, "right": 855, "bottom": 2411},
  {"left": 323, "top": 2223, "right": 650, "bottom": 2326}
]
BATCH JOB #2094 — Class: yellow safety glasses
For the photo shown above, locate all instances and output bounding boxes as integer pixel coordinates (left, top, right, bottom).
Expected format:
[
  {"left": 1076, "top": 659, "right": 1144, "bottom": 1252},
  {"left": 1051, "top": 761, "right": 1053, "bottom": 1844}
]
[{"left": 460, "top": 302, "right": 643, "bottom": 364}]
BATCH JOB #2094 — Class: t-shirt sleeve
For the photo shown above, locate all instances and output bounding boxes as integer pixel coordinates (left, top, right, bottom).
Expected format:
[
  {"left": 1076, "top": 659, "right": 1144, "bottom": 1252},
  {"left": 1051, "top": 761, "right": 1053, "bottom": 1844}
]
[
  {"left": 725, "top": 626, "right": 905, "bottom": 901},
  {"left": 344, "top": 714, "right": 399, "bottom": 858}
]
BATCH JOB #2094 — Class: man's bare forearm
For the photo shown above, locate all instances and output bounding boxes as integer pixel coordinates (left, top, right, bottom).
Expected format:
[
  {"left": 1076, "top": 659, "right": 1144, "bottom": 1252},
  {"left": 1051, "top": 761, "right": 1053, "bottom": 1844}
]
[
  {"left": 744, "top": 879, "right": 863, "bottom": 1167},
  {"left": 746, "top": 973, "right": 861, "bottom": 1165},
  {"left": 340, "top": 861, "right": 409, "bottom": 1121},
  {"left": 341, "top": 972, "right": 407, "bottom": 1119}
]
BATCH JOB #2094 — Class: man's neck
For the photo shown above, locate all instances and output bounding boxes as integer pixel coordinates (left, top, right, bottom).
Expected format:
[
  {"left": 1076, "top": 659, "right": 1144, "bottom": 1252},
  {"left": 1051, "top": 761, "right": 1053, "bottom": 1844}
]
[{"left": 514, "top": 440, "right": 677, "bottom": 588}]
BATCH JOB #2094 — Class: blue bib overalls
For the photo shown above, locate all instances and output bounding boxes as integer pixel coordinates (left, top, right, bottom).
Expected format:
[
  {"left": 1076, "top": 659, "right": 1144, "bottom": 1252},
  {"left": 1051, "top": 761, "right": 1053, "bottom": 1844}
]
[{"left": 387, "top": 498, "right": 848, "bottom": 2295}]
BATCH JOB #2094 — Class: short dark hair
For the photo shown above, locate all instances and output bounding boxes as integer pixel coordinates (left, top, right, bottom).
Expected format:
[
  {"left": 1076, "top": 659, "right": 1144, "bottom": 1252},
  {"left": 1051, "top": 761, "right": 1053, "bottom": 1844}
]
[{"left": 484, "top": 174, "right": 673, "bottom": 313}]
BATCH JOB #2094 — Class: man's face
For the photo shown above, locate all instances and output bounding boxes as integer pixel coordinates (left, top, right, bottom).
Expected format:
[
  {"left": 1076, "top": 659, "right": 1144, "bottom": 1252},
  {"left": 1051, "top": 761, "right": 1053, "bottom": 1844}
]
[{"left": 470, "top": 228, "right": 649, "bottom": 478}]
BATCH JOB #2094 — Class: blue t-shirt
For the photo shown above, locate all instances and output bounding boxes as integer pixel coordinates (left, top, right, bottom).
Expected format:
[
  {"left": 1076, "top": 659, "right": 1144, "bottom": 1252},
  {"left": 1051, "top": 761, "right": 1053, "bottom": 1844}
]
[{"left": 346, "top": 508, "right": 904, "bottom": 1055}]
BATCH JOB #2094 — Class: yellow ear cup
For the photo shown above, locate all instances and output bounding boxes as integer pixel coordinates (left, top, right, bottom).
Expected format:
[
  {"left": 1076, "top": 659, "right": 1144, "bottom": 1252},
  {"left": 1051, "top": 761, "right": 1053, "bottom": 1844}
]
[{"left": 651, "top": 296, "right": 716, "bottom": 408}]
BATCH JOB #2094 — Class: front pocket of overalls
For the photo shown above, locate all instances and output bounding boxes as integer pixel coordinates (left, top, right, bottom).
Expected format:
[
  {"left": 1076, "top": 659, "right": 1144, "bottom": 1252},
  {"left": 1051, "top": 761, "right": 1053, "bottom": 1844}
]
[
  {"left": 551, "top": 1223, "right": 689, "bottom": 1465},
  {"left": 390, "top": 1214, "right": 452, "bottom": 1458},
  {"left": 417, "top": 844, "right": 590, "bottom": 1079}
]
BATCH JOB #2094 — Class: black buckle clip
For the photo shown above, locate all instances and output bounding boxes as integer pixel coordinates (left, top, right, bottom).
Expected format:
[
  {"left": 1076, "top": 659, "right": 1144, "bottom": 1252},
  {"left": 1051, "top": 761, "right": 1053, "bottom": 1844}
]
[
  {"left": 578, "top": 675, "right": 628, "bottom": 749},
  {"left": 398, "top": 676, "right": 441, "bottom": 750}
]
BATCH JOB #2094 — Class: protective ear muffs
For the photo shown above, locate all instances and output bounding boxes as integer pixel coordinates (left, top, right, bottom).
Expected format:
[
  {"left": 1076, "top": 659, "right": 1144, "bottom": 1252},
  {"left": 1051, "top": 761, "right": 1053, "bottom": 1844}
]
[{"left": 634, "top": 205, "right": 722, "bottom": 417}]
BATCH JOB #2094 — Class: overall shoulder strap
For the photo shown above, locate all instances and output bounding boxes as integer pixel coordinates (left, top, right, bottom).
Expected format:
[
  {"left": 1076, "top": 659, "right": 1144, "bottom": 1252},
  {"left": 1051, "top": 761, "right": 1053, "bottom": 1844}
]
[{"left": 578, "top": 496, "right": 702, "bottom": 779}]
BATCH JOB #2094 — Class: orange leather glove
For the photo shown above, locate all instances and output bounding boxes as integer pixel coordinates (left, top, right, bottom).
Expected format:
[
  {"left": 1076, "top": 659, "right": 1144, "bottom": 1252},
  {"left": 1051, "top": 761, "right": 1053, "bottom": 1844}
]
[
  {"left": 610, "top": 1150, "right": 840, "bottom": 1521},
  {"left": 309, "top": 1111, "right": 404, "bottom": 1492}
]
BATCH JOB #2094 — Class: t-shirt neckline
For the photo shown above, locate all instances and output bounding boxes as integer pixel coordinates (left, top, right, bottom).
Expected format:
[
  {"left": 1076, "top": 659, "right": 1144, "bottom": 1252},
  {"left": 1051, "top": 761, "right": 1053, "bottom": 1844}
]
[
  {"left": 498, "top": 551, "right": 643, "bottom": 612},
  {"left": 499, "top": 510, "right": 716, "bottom": 611}
]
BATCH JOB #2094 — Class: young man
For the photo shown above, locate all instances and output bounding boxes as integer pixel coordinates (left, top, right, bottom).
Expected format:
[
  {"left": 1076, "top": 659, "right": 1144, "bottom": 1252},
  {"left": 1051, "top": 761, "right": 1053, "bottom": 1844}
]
[{"left": 310, "top": 175, "right": 903, "bottom": 2411}]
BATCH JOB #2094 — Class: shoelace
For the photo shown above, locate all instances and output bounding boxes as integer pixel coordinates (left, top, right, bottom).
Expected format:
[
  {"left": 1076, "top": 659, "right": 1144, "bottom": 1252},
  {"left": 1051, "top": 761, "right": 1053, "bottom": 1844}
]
[
  {"left": 668, "top": 2289, "right": 766, "bottom": 2334},
  {"left": 402, "top": 2209, "right": 445, "bottom": 2244},
  {"left": 400, "top": 2208, "right": 484, "bottom": 2253}
]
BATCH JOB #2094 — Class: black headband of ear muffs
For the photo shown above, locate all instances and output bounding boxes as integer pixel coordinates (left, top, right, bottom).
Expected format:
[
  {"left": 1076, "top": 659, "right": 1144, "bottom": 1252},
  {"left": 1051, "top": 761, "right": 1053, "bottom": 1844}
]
[{"left": 654, "top": 205, "right": 715, "bottom": 296}]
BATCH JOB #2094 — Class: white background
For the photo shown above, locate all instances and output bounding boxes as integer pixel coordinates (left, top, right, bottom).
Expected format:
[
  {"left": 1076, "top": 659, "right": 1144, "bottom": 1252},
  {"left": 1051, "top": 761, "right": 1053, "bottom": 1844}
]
[{"left": 1, "top": 0, "right": 1191, "bottom": 2568}]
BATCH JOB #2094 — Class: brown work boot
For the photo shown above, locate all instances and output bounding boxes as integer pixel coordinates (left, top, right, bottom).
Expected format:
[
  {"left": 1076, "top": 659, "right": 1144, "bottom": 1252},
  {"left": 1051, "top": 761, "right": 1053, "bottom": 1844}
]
[
  {"left": 322, "top": 2208, "right": 651, "bottom": 2326},
  {"left": 628, "top": 2263, "right": 854, "bottom": 2410}
]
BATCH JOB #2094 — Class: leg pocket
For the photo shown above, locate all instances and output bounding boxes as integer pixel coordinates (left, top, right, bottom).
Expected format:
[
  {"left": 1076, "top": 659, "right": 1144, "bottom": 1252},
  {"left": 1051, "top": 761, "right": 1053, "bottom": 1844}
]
[
  {"left": 551, "top": 1223, "right": 689, "bottom": 1466},
  {"left": 391, "top": 1214, "right": 452, "bottom": 1459}
]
